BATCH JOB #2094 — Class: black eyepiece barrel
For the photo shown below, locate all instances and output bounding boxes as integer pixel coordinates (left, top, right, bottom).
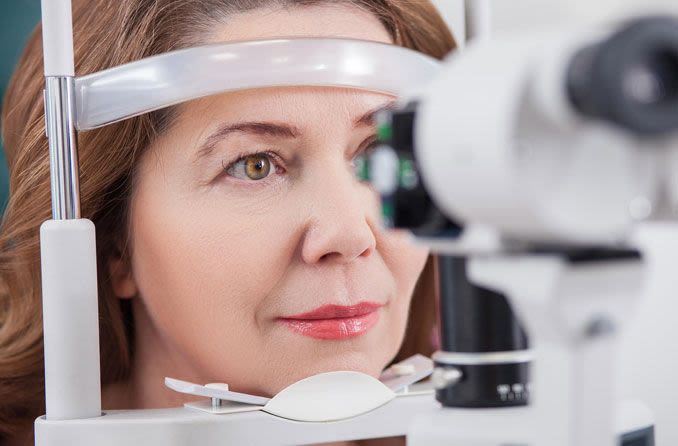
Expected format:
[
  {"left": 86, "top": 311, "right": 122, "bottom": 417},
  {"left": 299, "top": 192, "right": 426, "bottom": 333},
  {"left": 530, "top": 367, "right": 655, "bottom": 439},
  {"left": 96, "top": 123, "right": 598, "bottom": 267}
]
[{"left": 567, "top": 16, "right": 678, "bottom": 136}]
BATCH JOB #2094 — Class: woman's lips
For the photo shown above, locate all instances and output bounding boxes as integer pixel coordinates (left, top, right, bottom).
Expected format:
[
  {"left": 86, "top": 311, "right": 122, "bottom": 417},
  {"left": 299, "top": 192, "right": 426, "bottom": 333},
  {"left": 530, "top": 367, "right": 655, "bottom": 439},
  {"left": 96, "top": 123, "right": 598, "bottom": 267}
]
[{"left": 278, "top": 302, "right": 383, "bottom": 340}]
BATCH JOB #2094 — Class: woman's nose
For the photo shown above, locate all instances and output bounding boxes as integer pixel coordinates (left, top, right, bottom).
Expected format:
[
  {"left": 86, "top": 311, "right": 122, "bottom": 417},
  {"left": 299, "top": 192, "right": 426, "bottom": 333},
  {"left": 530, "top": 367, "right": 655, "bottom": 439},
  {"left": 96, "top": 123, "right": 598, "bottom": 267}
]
[{"left": 300, "top": 165, "right": 378, "bottom": 265}]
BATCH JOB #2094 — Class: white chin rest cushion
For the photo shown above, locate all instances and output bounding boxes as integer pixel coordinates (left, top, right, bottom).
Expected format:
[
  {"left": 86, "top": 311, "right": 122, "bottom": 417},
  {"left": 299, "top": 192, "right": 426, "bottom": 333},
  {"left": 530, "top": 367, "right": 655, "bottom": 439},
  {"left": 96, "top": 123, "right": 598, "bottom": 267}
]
[{"left": 263, "top": 371, "right": 396, "bottom": 422}]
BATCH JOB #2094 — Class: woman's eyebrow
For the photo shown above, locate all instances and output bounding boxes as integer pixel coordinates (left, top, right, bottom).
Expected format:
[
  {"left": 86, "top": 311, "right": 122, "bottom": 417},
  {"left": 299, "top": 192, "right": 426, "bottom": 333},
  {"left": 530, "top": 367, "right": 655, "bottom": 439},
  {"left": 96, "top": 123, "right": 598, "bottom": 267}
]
[
  {"left": 194, "top": 100, "right": 396, "bottom": 163},
  {"left": 194, "top": 122, "right": 301, "bottom": 162}
]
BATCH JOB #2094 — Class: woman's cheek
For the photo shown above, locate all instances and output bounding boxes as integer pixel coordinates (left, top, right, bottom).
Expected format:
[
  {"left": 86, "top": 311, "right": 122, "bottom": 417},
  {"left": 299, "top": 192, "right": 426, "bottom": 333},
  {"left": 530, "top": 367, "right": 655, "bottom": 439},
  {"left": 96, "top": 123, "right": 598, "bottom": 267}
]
[
  {"left": 377, "top": 230, "right": 429, "bottom": 341},
  {"left": 381, "top": 229, "right": 430, "bottom": 288},
  {"left": 131, "top": 185, "right": 290, "bottom": 327}
]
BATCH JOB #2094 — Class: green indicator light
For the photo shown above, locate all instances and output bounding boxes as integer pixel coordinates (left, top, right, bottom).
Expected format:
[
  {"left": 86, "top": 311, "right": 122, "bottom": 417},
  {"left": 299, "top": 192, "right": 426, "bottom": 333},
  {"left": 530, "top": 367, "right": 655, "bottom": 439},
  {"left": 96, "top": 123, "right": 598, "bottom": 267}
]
[
  {"left": 398, "top": 159, "right": 419, "bottom": 190},
  {"left": 377, "top": 124, "right": 392, "bottom": 142},
  {"left": 354, "top": 156, "right": 370, "bottom": 182},
  {"left": 381, "top": 200, "right": 394, "bottom": 228},
  {"left": 399, "top": 159, "right": 412, "bottom": 176}
]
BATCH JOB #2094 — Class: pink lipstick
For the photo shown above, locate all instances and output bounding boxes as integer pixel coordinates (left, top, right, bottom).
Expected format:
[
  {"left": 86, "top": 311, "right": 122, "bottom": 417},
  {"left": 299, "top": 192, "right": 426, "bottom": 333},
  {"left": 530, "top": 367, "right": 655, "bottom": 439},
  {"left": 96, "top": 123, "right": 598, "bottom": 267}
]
[{"left": 278, "top": 302, "right": 383, "bottom": 340}]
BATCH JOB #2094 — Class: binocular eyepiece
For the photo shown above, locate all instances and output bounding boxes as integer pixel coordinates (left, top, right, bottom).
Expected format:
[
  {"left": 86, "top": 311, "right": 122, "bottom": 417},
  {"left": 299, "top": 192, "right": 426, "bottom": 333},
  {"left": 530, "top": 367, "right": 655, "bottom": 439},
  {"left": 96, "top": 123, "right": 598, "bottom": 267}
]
[
  {"left": 568, "top": 16, "right": 678, "bottom": 136},
  {"left": 368, "top": 102, "right": 462, "bottom": 237}
]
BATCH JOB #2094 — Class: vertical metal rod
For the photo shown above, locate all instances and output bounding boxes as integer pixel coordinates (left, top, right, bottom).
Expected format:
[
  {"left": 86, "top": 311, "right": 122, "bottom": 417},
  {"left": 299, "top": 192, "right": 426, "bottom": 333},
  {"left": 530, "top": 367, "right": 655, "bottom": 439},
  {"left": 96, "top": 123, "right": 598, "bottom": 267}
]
[
  {"left": 40, "top": 0, "right": 101, "bottom": 426},
  {"left": 45, "top": 76, "right": 81, "bottom": 220}
]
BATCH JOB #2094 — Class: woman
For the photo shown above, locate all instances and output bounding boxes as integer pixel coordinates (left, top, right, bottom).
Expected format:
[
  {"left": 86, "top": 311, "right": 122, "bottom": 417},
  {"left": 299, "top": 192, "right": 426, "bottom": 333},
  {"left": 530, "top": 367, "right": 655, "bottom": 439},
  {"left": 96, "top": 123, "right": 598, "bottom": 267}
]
[{"left": 0, "top": 0, "right": 456, "bottom": 444}]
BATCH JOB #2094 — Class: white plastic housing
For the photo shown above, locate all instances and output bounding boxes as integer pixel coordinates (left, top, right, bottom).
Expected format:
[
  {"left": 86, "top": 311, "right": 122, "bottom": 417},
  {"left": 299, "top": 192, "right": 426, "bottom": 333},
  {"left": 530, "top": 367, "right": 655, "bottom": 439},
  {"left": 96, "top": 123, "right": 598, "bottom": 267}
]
[
  {"left": 74, "top": 39, "right": 439, "bottom": 130},
  {"left": 262, "top": 371, "right": 395, "bottom": 422},
  {"left": 415, "top": 30, "right": 660, "bottom": 245},
  {"left": 40, "top": 0, "right": 75, "bottom": 76},
  {"left": 407, "top": 400, "right": 653, "bottom": 446},
  {"left": 35, "top": 391, "right": 434, "bottom": 446},
  {"left": 40, "top": 219, "right": 101, "bottom": 420}
]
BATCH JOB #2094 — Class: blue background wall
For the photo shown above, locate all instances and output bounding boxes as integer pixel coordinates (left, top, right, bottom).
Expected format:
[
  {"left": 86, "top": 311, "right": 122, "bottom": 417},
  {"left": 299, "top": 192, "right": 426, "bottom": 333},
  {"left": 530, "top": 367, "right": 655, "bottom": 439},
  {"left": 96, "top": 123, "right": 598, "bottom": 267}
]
[{"left": 0, "top": 0, "right": 41, "bottom": 214}]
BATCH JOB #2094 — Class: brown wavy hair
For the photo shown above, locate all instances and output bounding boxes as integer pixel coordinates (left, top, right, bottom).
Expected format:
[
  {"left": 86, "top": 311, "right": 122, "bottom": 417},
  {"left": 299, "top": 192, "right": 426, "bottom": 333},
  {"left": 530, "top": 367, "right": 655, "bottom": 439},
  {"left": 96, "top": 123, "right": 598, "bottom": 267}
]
[{"left": 0, "top": 0, "right": 455, "bottom": 443}]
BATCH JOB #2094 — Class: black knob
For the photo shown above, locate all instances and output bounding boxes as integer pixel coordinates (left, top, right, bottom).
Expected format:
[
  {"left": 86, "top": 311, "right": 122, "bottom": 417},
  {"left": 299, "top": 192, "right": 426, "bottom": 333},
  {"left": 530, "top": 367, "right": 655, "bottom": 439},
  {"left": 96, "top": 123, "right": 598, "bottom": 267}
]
[{"left": 435, "top": 256, "right": 530, "bottom": 408}]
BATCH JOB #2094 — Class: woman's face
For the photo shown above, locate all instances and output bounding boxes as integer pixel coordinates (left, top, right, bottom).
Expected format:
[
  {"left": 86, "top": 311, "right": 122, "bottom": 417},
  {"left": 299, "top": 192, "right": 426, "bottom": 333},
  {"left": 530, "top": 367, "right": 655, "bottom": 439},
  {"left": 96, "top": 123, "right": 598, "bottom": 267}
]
[{"left": 114, "top": 3, "right": 430, "bottom": 399}]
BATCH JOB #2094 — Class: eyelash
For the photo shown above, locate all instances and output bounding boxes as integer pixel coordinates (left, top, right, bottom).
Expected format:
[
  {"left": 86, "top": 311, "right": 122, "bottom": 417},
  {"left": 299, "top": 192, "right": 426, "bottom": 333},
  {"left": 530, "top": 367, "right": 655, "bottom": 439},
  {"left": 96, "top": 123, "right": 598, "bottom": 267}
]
[{"left": 220, "top": 135, "right": 380, "bottom": 185}]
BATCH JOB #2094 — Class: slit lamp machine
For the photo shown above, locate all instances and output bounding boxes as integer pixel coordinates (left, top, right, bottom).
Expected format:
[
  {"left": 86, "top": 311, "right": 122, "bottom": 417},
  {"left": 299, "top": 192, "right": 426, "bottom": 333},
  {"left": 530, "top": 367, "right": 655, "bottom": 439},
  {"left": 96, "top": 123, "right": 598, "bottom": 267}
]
[{"left": 35, "top": 0, "right": 678, "bottom": 444}]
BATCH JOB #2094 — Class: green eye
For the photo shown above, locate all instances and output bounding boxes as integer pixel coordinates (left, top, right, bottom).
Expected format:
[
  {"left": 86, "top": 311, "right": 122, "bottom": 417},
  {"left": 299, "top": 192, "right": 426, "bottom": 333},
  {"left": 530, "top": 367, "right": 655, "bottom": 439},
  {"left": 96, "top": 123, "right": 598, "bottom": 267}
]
[{"left": 228, "top": 153, "right": 272, "bottom": 180}]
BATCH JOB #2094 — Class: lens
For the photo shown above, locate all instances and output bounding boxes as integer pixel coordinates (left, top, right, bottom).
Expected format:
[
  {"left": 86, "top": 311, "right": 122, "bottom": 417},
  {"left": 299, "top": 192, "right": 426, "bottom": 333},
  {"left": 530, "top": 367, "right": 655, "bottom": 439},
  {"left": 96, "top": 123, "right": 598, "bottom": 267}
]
[
  {"left": 374, "top": 103, "right": 463, "bottom": 236},
  {"left": 567, "top": 16, "right": 678, "bottom": 136},
  {"left": 623, "top": 48, "right": 678, "bottom": 107}
]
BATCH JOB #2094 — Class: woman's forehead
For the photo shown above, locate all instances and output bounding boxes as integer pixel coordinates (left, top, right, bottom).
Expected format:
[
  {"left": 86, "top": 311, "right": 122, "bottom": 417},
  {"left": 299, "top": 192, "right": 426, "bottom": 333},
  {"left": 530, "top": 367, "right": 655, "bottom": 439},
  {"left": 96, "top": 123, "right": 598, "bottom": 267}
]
[
  {"left": 184, "top": 87, "right": 395, "bottom": 126},
  {"left": 203, "top": 3, "right": 393, "bottom": 46}
]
